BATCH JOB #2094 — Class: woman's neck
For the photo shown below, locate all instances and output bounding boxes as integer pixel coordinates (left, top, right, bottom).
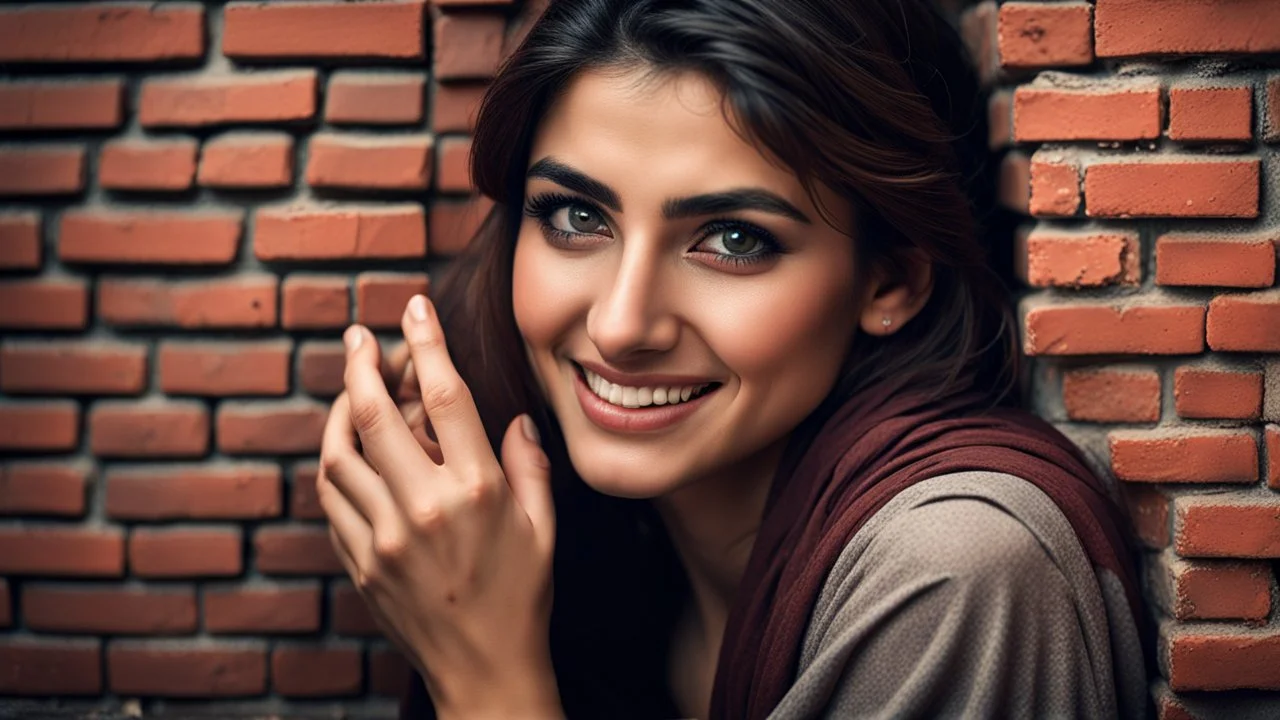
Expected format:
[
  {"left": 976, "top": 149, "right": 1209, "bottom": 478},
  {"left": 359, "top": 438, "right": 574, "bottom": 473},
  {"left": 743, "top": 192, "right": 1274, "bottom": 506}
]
[{"left": 652, "top": 437, "right": 788, "bottom": 652}]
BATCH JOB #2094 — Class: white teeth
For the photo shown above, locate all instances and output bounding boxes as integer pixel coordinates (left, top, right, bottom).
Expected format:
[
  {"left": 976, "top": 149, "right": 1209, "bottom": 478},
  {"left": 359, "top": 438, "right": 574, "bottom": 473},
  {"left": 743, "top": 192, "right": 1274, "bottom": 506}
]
[{"left": 581, "top": 367, "right": 713, "bottom": 409}]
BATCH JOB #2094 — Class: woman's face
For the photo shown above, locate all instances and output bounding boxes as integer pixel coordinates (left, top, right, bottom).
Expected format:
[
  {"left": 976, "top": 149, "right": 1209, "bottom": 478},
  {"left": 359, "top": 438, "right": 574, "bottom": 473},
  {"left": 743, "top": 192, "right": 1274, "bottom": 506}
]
[{"left": 512, "top": 66, "right": 862, "bottom": 499}]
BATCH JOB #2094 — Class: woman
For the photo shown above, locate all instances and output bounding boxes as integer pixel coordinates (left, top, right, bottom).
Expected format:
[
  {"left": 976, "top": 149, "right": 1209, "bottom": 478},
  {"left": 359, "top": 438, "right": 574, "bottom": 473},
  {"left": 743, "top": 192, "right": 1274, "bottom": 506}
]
[{"left": 316, "top": 0, "right": 1148, "bottom": 717}]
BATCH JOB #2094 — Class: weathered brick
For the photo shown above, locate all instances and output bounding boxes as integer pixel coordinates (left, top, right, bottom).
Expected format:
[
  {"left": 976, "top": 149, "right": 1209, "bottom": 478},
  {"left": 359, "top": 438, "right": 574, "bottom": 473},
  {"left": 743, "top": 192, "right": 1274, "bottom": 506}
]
[
  {"left": 433, "top": 10, "right": 506, "bottom": 80},
  {"left": 1168, "top": 85, "right": 1253, "bottom": 142},
  {"left": 204, "top": 584, "right": 321, "bottom": 634},
  {"left": 290, "top": 462, "right": 324, "bottom": 520},
  {"left": 1028, "top": 159, "right": 1080, "bottom": 217},
  {"left": 0, "top": 3, "right": 204, "bottom": 62},
  {"left": 0, "top": 638, "right": 101, "bottom": 695},
  {"left": 0, "top": 341, "right": 147, "bottom": 395},
  {"left": 60, "top": 210, "right": 241, "bottom": 265},
  {"left": 1176, "top": 495, "right": 1280, "bottom": 558},
  {"left": 357, "top": 272, "right": 430, "bottom": 329},
  {"left": 1013, "top": 84, "right": 1159, "bottom": 141},
  {"left": 283, "top": 276, "right": 350, "bottom": 330},
  {"left": 1155, "top": 234, "right": 1277, "bottom": 288},
  {"left": 997, "top": 1, "right": 1092, "bottom": 69},
  {"left": 140, "top": 71, "right": 317, "bottom": 128},
  {"left": 0, "top": 145, "right": 85, "bottom": 196},
  {"left": 0, "top": 400, "right": 79, "bottom": 452},
  {"left": 128, "top": 528, "right": 242, "bottom": 578},
  {"left": 1022, "top": 301, "right": 1205, "bottom": 356},
  {"left": 107, "top": 641, "right": 266, "bottom": 697},
  {"left": 0, "top": 79, "right": 123, "bottom": 130},
  {"left": 98, "top": 276, "right": 278, "bottom": 329},
  {"left": 98, "top": 138, "right": 198, "bottom": 191},
  {"left": 1174, "top": 366, "right": 1264, "bottom": 420},
  {"left": 436, "top": 136, "right": 474, "bottom": 193},
  {"left": 1085, "top": 158, "right": 1260, "bottom": 218},
  {"left": 23, "top": 585, "right": 197, "bottom": 635},
  {"left": 255, "top": 205, "right": 426, "bottom": 261},
  {"left": 272, "top": 644, "right": 362, "bottom": 697},
  {"left": 1095, "top": 0, "right": 1280, "bottom": 57},
  {"left": 254, "top": 526, "right": 344, "bottom": 576},
  {"left": 0, "top": 278, "right": 87, "bottom": 329},
  {"left": 1206, "top": 291, "right": 1280, "bottom": 352},
  {"left": 1125, "top": 486, "right": 1170, "bottom": 549},
  {"left": 1110, "top": 429, "right": 1258, "bottom": 483},
  {"left": 1265, "top": 75, "right": 1280, "bottom": 143},
  {"left": 88, "top": 400, "right": 210, "bottom": 458},
  {"left": 106, "top": 464, "right": 281, "bottom": 520},
  {"left": 198, "top": 132, "right": 294, "bottom": 189},
  {"left": 429, "top": 196, "right": 492, "bottom": 256},
  {"left": 217, "top": 401, "right": 328, "bottom": 455},
  {"left": 307, "top": 133, "right": 433, "bottom": 190},
  {"left": 224, "top": 0, "right": 426, "bottom": 60},
  {"left": 1164, "top": 627, "right": 1280, "bottom": 692},
  {"left": 298, "top": 342, "right": 346, "bottom": 398},
  {"left": 0, "top": 527, "right": 124, "bottom": 577},
  {"left": 432, "top": 82, "right": 488, "bottom": 133},
  {"left": 1062, "top": 366, "right": 1160, "bottom": 423},
  {"left": 1015, "top": 228, "right": 1138, "bottom": 288},
  {"left": 327, "top": 72, "right": 426, "bottom": 125},
  {"left": 0, "top": 212, "right": 40, "bottom": 270},
  {"left": 159, "top": 341, "right": 291, "bottom": 397},
  {"left": 1151, "top": 555, "right": 1271, "bottom": 622},
  {"left": 0, "top": 462, "right": 88, "bottom": 516}
]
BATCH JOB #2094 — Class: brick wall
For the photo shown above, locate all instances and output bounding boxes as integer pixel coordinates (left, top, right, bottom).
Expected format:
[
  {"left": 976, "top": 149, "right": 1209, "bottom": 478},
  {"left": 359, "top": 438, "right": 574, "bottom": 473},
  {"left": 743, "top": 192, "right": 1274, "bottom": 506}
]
[{"left": 0, "top": 0, "right": 1276, "bottom": 716}]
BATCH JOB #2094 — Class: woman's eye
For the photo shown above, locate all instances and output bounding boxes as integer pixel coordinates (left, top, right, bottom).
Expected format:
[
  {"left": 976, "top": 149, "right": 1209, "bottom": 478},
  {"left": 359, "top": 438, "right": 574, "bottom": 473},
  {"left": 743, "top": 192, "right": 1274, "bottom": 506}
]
[
  {"left": 551, "top": 203, "right": 610, "bottom": 236},
  {"left": 699, "top": 226, "right": 770, "bottom": 258}
]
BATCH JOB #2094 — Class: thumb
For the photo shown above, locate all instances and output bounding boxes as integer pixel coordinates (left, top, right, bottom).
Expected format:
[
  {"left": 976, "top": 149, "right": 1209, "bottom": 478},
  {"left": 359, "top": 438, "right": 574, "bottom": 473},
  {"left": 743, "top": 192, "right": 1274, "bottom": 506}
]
[{"left": 500, "top": 414, "right": 555, "bottom": 553}]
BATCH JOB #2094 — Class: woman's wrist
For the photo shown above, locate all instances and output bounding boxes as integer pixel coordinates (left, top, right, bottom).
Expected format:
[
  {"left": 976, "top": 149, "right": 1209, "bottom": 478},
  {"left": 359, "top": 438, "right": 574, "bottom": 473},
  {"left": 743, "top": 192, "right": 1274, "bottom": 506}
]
[{"left": 429, "top": 652, "right": 564, "bottom": 720}]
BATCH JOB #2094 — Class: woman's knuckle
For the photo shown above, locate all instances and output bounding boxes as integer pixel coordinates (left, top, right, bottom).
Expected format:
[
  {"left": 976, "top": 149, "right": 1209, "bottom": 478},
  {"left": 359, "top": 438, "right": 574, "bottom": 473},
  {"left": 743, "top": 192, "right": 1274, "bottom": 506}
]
[
  {"left": 347, "top": 396, "right": 385, "bottom": 434},
  {"left": 463, "top": 478, "right": 499, "bottom": 509},
  {"left": 422, "top": 378, "right": 469, "bottom": 414},
  {"left": 372, "top": 530, "right": 408, "bottom": 564},
  {"left": 408, "top": 501, "right": 446, "bottom": 532}
]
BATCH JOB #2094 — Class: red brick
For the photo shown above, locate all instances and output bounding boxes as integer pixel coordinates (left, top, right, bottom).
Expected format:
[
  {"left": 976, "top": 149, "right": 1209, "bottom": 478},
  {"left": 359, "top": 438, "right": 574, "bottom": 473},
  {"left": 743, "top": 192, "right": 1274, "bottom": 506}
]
[
  {"left": 0, "top": 3, "right": 204, "bottom": 62},
  {"left": 283, "top": 276, "right": 350, "bottom": 330},
  {"left": 60, "top": 209, "right": 241, "bottom": 265},
  {"left": 357, "top": 272, "right": 430, "bottom": 328},
  {"left": 1086, "top": 158, "right": 1260, "bottom": 218},
  {"left": 1022, "top": 302, "right": 1205, "bottom": 356},
  {"left": 0, "top": 579, "right": 8, "bottom": 628},
  {"left": 433, "top": 82, "right": 488, "bottom": 133},
  {"left": 1168, "top": 85, "right": 1253, "bottom": 142},
  {"left": 255, "top": 205, "right": 426, "bottom": 261},
  {"left": 1207, "top": 291, "right": 1280, "bottom": 352},
  {"left": 1265, "top": 75, "right": 1280, "bottom": 143},
  {"left": 23, "top": 585, "right": 197, "bottom": 635},
  {"left": 436, "top": 136, "right": 474, "bottom": 193},
  {"left": 139, "top": 70, "right": 317, "bottom": 128},
  {"left": 272, "top": 645, "right": 362, "bottom": 697},
  {"left": 307, "top": 133, "right": 433, "bottom": 190},
  {"left": 255, "top": 526, "right": 344, "bottom": 575},
  {"left": 327, "top": 71, "right": 426, "bottom": 125},
  {"left": 1016, "top": 229, "right": 1138, "bottom": 288},
  {"left": 0, "top": 401, "right": 79, "bottom": 452},
  {"left": 0, "top": 212, "right": 40, "bottom": 269},
  {"left": 997, "top": 151, "right": 1030, "bottom": 214},
  {"left": 369, "top": 647, "right": 412, "bottom": 697},
  {"left": 1156, "top": 234, "right": 1277, "bottom": 288},
  {"left": 204, "top": 584, "right": 321, "bottom": 634},
  {"left": 1062, "top": 366, "right": 1160, "bottom": 423},
  {"left": 129, "top": 527, "right": 242, "bottom": 578},
  {"left": 1175, "top": 496, "right": 1280, "bottom": 558},
  {"left": 217, "top": 401, "right": 328, "bottom": 455},
  {"left": 159, "top": 341, "right": 291, "bottom": 396},
  {"left": 430, "top": 196, "right": 493, "bottom": 256},
  {"left": 1165, "top": 627, "right": 1280, "bottom": 691},
  {"left": 1159, "top": 557, "right": 1271, "bottom": 622},
  {"left": 0, "top": 527, "right": 124, "bottom": 577},
  {"left": 0, "top": 79, "right": 123, "bottom": 130},
  {"left": 987, "top": 90, "right": 1013, "bottom": 150},
  {"left": 1095, "top": 0, "right": 1280, "bottom": 57},
  {"left": 1110, "top": 429, "right": 1258, "bottom": 484},
  {"left": 0, "top": 145, "right": 85, "bottom": 196},
  {"left": 1174, "top": 366, "right": 1263, "bottom": 420},
  {"left": 0, "top": 341, "right": 148, "bottom": 395},
  {"left": 98, "top": 138, "right": 198, "bottom": 192},
  {"left": 0, "top": 462, "right": 88, "bottom": 516},
  {"left": 332, "top": 582, "right": 381, "bottom": 636},
  {"left": 0, "top": 638, "right": 101, "bottom": 695},
  {"left": 89, "top": 401, "right": 210, "bottom": 458},
  {"left": 290, "top": 461, "right": 324, "bottom": 520},
  {"left": 1013, "top": 85, "right": 1159, "bottom": 141},
  {"left": 106, "top": 464, "right": 281, "bottom": 520},
  {"left": 198, "top": 132, "right": 294, "bottom": 189},
  {"left": 997, "top": 2, "right": 1093, "bottom": 69},
  {"left": 434, "top": 10, "right": 506, "bottom": 80},
  {"left": 98, "top": 275, "right": 278, "bottom": 329},
  {"left": 1124, "top": 485, "right": 1170, "bottom": 549},
  {"left": 0, "top": 278, "right": 87, "bottom": 329},
  {"left": 298, "top": 341, "right": 345, "bottom": 398},
  {"left": 224, "top": 0, "right": 426, "bottom": 60},
  {"left": 959, "top": 2, "right": 999, "bottom": 87},
  {"left": 1028, "top": 159, "right": 1080, "bottom": 217},
  {"left": 1268, "top": 425, "right": 1279, "bottom": 490},
  {"left": 107, "top": 642, "right": 265, "bottom": 697}
]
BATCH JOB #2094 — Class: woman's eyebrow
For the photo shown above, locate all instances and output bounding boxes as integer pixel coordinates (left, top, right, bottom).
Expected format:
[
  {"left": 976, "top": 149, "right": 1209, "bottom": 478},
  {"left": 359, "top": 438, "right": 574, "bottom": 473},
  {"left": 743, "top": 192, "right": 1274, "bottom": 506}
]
[
  {"left": 526, "top": 158, "right": 622, "bottom": 212},
  {"left": 662, "top": 190, "right": 811, "bottom": 224}
]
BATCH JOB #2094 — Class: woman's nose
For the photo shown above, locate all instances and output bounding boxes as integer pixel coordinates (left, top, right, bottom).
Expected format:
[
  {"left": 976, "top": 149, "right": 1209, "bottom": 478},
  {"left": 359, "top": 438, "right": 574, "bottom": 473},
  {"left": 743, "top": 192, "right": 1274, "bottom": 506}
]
[{"left": 585, "top": 247, "right": 680, "bottom": 361}]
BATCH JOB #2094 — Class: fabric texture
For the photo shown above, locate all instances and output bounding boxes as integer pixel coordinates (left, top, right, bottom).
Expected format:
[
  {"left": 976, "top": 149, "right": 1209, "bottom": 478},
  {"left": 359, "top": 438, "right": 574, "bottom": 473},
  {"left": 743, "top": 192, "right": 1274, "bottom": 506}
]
[
  {"left": 767, "top": 471, "right": 1146, "bottom": 719},
  {"left": 709, "top": 385, "right": 1143, "bottom": 720}
]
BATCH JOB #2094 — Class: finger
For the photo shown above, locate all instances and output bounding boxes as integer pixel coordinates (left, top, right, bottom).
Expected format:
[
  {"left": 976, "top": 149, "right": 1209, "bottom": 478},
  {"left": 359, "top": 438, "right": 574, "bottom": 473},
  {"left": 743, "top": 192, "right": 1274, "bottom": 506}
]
[
  {"left": 317, "top": 469, "right": 374, "bottom": 575},
  {"left": 400, "top": 295, "right": 493, "bottom": 470},
  {"left": 322, "top": 392, "right": 400, "bottom": 528},
  {"left": 383, "top": 340, "right": 411, "bottom": 389},
  {"left": 343, "top": 324, "right": 438, "bottom": 498},
  {"left": 500, "top": 414, "right": 556, "bottom": 555}
]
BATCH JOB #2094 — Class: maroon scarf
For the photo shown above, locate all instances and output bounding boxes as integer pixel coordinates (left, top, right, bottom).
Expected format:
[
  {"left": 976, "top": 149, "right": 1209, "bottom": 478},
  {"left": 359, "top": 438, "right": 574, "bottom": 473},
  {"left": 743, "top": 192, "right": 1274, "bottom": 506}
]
[{"left": 708, "top": 383, "right": 1143, "bottom": 719}]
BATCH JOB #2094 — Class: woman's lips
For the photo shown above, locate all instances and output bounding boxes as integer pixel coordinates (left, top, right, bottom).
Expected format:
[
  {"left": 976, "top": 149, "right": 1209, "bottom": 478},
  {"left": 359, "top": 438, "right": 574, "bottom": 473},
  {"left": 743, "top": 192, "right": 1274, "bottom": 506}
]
[{"left": 571, "top": 366, "right": 719, "bottom": 433}]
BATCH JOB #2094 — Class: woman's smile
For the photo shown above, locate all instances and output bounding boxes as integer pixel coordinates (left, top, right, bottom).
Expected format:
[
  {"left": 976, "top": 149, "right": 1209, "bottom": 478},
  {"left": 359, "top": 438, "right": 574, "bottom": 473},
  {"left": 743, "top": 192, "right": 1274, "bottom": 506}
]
[{"left": 570, "top": 358, "right": 723, "bottom": 433}]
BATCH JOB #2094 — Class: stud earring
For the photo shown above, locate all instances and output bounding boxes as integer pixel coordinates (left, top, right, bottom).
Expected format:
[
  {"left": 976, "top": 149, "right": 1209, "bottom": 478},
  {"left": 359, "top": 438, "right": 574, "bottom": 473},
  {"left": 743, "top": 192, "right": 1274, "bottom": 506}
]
[{"left": 881, "top": 315, "right": 892, "bottom": 331}]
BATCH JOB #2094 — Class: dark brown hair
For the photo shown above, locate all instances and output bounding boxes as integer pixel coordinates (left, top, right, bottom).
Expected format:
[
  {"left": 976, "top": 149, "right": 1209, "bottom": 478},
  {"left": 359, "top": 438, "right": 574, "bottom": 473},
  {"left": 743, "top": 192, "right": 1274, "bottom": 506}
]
[{"left": 407, "top": 0, "right": 1011, "bottom": 716}]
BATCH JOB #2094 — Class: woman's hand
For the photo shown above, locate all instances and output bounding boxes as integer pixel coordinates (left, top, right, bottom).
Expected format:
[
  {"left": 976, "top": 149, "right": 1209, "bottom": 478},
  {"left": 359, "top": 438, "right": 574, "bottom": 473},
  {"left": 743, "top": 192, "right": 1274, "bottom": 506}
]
[{"left": 316, "top": 294, "right": 562, "bottom": 719}]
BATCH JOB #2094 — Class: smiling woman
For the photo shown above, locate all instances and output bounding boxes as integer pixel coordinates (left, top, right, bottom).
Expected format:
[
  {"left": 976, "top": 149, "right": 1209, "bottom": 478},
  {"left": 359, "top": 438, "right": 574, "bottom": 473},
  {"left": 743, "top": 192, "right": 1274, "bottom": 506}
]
[{"left": 315, "top": 1, "right": 1148, "bottom": 719}]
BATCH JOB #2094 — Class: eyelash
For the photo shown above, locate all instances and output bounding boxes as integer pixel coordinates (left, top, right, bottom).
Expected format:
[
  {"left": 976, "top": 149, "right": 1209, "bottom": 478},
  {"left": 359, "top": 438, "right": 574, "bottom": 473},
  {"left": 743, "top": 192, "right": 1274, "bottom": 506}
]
[{"left": 521, "top": 192, "right": 786, "bottom": 269}]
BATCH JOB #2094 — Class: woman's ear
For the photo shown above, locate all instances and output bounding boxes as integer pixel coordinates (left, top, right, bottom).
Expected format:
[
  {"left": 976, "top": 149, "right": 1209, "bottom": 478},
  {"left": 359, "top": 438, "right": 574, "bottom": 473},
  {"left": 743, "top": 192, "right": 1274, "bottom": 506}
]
[{"left": 858, "top": 250, "right": 934, "bottom": 336}]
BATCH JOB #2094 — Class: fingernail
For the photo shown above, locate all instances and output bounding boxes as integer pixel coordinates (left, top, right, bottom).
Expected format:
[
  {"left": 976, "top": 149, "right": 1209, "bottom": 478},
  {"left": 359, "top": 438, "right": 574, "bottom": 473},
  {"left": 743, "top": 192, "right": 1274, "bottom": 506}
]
[
  {"left": 344, "top": 325, "right": 363, "bottom": 352},
  {"left": 408, "top": 295, "right": 428, "bottom": 322},
  {"left": 521, "top": 414, "right": 541, "bottom": 444}
]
